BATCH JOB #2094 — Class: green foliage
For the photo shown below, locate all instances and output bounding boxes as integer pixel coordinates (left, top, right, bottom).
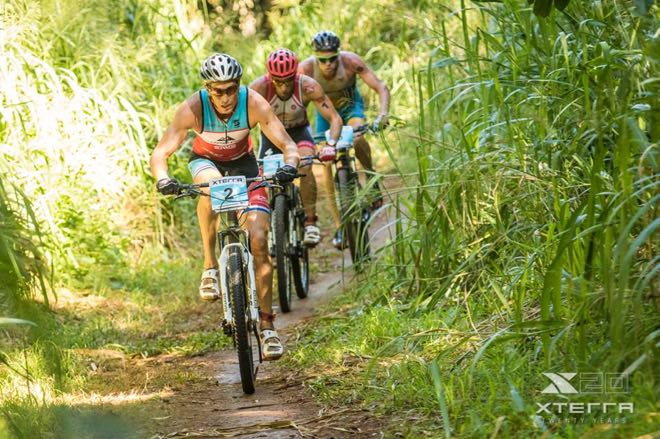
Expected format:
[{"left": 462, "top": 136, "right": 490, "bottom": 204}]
[
  {"left": 0, "top": 178, "right": 50, "bottom": 308},
  {"left": 1, "top": 0, "right": 205, "bottom": 281},
  {"left": 288, "top": 0, "right": 659, "bottom": 436},
  {"left": 2, "top": 0, "right": 658, "bottom": 436}
]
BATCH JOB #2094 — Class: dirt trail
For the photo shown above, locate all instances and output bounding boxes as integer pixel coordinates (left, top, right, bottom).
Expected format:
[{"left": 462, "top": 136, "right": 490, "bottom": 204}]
[
  {"left": 71, "top": 171, "right": 398, "bottom": 439},
  {"left": 146, "top": 198, "right": 395, "bottom": 439}
]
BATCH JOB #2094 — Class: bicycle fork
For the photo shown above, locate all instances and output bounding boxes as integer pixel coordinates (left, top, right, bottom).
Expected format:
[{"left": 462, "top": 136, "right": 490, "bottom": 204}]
[{"left": 218, "top": 242, "right": 260, "bottom": 326}]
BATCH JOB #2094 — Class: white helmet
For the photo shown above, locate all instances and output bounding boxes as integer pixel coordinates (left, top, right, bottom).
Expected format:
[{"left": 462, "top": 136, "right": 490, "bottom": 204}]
[{"left": 200, "top": 53, "right": 243, "bottom": 82}]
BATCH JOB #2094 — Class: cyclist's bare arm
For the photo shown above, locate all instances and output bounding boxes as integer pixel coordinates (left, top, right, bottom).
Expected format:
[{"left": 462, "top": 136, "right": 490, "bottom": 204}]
[
  {"left": 301, "top": 75, "right": 342, "bottom": 143},
  {"left": 248, "top": 76, "right": 269, "bottom": 98},
  {"left": 150, "top": 95, "right": 201, "bottom": 181},
  {"left": 298, "top": 57, "right": 314, "bottom": 76},
  {"left": 344, "top": 52, "right": 390, "bottom": 116},
  {"left": 247, "top": 90, "right": 300, "bottom": 167}
]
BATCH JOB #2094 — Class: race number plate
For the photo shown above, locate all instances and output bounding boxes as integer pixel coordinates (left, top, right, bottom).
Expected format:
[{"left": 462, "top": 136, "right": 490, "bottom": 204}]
[
  {"left": 262, "top": 154, "right": 285, "bottom": 177},
  {"left": 325, "top": 125, "right": 354, "bottom": 150},
  {"left": 209, "top": 176, "right": 249, "bottom": 212}
]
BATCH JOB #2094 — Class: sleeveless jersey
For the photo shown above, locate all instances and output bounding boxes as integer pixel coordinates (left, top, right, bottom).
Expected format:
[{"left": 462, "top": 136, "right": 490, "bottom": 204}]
[
  {"left": 264, "top": 75, "right": 308, "bottom": 129},
  {"left": 192, "top": 86, "right": 252, "bottom": 161},
  {"left": 312, "top": 55, "right": 357, "bottom": 110}
]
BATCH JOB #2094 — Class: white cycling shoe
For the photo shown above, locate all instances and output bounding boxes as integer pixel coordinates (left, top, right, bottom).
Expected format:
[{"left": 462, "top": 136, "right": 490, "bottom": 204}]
[
  {"left": 260, "top": 328, "right": 284, "bottom": 361},
  {"left": 199, "top": 268, "right": 220, "bottom": 301},
  {"left": 303, "top": 224, "right": 321, "bottom": 247}
]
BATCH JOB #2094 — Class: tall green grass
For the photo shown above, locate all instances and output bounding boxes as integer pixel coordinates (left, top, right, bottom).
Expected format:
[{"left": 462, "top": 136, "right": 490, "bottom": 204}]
[
  {"left": 0, "top": 176, "right": 67, "bottom": 438},
  {"left": 0, "top": 1, "right": 213, "bottom": 435},
  {"left": 0, "top": 0, "right": 211, "bottom": 282},
  {"left": 406, "top": 0, "right": 658, "bottom": 368},
  {"left": 288, "top": 0, "right": 658, "bottom": 436}
]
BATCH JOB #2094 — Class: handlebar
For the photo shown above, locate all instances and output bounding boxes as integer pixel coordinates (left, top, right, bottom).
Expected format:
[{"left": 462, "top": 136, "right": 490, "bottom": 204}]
[
  {"left": 174, "top": 173, "right": 301, "bottom": 200},
  {"left": 353, "top": 123, "right": 377, "bottom": 136}
]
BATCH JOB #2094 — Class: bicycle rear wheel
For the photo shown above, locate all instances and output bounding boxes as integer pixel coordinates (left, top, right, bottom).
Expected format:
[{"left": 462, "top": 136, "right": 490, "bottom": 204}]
[
  {"left": 273, "top": 194, "right": 293, "bottom": 312},
  {"left": 290, "top": 186, "right": 309, "bottom": 298},
  {"left": 227, "top": 246, "right": 256, "bottom": 394}
]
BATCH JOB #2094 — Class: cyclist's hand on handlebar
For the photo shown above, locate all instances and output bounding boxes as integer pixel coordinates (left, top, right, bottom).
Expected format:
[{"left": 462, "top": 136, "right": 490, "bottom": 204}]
[
  {"left": 373, "top": 114, "right": 389, "bottom": 131},
  {"left": 156, "top": 177, "right": 181, "bottom": 195},
  {"left": 274, "top": 165, "right": 298, "bottom": 183},
  {"left": 318, "top": 146, "right": 336, "bottom": 162}
]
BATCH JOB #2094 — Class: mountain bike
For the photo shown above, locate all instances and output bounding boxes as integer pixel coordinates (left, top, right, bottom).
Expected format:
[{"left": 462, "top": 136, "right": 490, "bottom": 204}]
[
  {"left": 261, "top": 154, "right": 309, "bottom": 313},
  {"left": 175, "top": 175, "right": 279, "bottom": 394}
]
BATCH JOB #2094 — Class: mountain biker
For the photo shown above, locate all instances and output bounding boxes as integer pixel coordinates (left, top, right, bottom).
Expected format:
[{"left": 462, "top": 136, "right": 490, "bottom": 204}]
[
  {"left": 299, "top": 30, "right": 391, "bottom": 249},
  {"left": 250, "top": 48, "right": 342, "bottom": 247},
  {"left": 150, "top": 53, "right": 300, "bottom": 361}
]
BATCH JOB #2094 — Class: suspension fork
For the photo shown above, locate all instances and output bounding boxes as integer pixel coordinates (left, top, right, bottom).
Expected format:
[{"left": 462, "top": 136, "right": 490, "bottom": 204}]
[{"left": 217, "top": 215, "right": 259, "bottom": 326}]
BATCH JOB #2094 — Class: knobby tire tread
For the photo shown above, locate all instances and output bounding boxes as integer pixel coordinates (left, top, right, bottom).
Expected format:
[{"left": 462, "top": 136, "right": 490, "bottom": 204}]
[
  {"left": 228, "top": 247, "right": 255, "bottom": 394},
  {"left": 274, "top": 195, "right": 292, "bottom": 312}
]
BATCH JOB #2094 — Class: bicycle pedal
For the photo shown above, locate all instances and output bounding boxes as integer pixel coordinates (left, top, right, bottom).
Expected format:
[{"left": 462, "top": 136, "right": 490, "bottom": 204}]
[{"left": 221, "top": 319, "right": 233, "bottom": 336}]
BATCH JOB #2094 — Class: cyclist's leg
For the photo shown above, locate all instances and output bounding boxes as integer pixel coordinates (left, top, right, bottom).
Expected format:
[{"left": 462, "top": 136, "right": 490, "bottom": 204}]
[
  {"left": 189, "top": 156, "right": 224, "bottom": 300},
  {"left": 346, "top": 90, "right": 373, "bottom": 172},
  {"left": 189, "top": 157, "right": 222, "bottom": 270},
  {"left": 245, "top": 209, "right": 273, "bottom": 326},
  {"left": 244, "top": 196, "right": 284, "bottom": 359},
  {"left": 347, "top": 90, "right": 383, "bottom": 208},
  {"left": 349, "top": 119, "right": 383, "bottom": 209},
  {"left": 296, "top": 127, "right": 317, "bottom": 221},
  {"left": 313, "top": 111, "right": 341, "bottom": 230},
  {"left": 292, "top": 126, "right": 321, "bottom": 245},
  {"left": 348, "top": 116, "right": 374, "bottom": 171}
]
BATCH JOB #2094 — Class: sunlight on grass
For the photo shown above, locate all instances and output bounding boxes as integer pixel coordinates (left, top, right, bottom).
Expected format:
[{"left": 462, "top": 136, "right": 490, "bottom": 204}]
[{"left": 57, "top": 389, "right": 173, "bottom": 407}]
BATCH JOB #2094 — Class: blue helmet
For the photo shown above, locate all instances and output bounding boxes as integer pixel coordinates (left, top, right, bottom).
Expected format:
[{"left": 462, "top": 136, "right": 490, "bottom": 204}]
[{"left": 312, "top": 31, "right": 340, "bottom": 52}]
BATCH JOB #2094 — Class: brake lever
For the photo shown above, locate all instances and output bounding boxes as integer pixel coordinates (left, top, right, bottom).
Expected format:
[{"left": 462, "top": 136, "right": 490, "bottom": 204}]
[
  {"left": 174, "top": 189, "right": 203, "bottom": 200},
  {"left": 251, "top": 181, "right": 271, "bottom": 191}
]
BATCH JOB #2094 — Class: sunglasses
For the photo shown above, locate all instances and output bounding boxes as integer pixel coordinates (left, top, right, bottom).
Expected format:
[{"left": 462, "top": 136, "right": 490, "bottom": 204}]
[
  {"left": 272, "top": 77, "right": 294, "bottom": 86},
  {"left": 206, "top": 83, "right": 239, "bottom": 97},
  {"left": 317, "top": 54, "right": 339, "bottom": 64}
]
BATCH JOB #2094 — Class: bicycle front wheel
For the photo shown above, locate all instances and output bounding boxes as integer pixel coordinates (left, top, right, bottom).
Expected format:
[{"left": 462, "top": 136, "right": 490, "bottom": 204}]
[
  {"left": 336, "top": 167, "right": 370, "bottom": 266},
  {"left": 290, "top": 185, "right": 309, "bottom": 298},
  {"left": 227, "top": 247, "right": 256, "bottom": 394},
  {"left": 273, "top": 194, "right": 293, "bottom": 313}
]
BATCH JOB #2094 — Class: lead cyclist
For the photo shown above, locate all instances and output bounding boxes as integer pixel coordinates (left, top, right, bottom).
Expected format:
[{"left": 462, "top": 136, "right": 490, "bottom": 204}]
[{"left": 149, "top": 53, "right": 300, "bottom": 360}]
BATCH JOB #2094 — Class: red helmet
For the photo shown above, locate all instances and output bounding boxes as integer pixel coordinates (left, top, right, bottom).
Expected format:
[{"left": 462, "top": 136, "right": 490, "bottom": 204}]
[{"left": 266, "top": 49, "right": 298, "bottom": 79}]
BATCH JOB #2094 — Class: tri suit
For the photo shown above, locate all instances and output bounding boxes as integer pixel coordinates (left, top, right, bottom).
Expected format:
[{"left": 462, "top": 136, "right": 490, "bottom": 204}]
[
  {"left": 311, "top": 55, "right": 365, "bottom": 143},
  {"left": 258, "top": 74, "right": 315, "bottom": 159},
  {"left": 188, "top": 86, "right": 270, "bottom": 213}
]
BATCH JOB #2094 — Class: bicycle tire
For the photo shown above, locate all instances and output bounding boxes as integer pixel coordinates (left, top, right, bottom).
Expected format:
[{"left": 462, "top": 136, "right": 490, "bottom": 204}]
[
  {"left": 290, "top": 186, "right": 309, "bottom": 298},
  {"left": 336, "top": 167, "right": 370, "bottom": 265},
  {"left": 273, "top": 194, "right": 293, "bottom": 313},
  {"left": 227, "top": 246, "right": 256, "bottom": 394}
]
